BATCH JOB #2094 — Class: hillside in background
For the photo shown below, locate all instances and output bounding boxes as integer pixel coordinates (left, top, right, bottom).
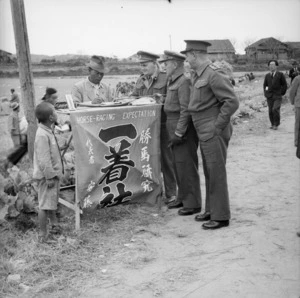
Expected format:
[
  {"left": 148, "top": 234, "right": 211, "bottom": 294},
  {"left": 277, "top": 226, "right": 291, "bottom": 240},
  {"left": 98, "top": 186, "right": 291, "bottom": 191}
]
[{"left": 0, "top": 52, "right": 294, "bottom": 78}]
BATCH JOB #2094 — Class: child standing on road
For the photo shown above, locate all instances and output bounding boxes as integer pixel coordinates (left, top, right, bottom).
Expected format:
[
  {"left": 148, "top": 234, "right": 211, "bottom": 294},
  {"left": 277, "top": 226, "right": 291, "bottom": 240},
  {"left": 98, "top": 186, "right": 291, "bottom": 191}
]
[{"left": 33, "top": 102, "right": 64, "bottom": 243}]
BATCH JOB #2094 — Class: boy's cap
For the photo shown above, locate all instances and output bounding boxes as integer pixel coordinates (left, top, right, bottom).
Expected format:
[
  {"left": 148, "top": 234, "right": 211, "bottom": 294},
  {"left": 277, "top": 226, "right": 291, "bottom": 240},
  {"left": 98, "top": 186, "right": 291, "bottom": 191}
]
[
  {"left": 10, "top": 102, "right": 19, "bottom": 110},
  {"left": 159, "top": 50, "right": 186, "bottom": 63},
  {"left": 137, "top": 51, "right": 160, "bottom": 63},
  {"left": 180, "top": 40, "right": 211, "bottom": 54}
]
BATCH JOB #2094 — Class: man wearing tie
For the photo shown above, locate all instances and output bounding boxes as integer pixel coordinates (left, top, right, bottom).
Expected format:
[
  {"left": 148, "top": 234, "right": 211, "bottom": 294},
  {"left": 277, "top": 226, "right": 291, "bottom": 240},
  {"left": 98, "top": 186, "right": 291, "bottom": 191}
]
[{"left": 263, "top": 60, "right": 287, "bottom": 130}]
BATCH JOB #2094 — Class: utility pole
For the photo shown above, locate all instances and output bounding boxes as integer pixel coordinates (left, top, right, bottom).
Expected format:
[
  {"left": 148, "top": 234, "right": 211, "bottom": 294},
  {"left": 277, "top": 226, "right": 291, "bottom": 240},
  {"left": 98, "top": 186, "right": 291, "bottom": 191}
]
[
  {"left": 169, "top": 35, "right": 172, "bottom": 51},
  {"left": 10, "top": 0, "right": 37, "bottom": 162}
]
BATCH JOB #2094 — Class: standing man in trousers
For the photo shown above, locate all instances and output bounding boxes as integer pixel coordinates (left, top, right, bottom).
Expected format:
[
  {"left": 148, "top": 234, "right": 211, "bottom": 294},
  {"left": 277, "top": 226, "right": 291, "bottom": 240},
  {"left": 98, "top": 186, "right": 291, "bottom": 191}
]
[
  {"left": 263, "top": 60, "right": 287, "bottom": 130},
  {"left": 181, "top": 40, "right": 239, "bottom": 229},
  {"left": 131, "top": 51, "right": 177, "bottom": 204},
  {"left": 289, "top": 74, "right": 300, "bottom": 147},
  {"left": 159, "top": 51, "right": 201, "bottom": 215}
]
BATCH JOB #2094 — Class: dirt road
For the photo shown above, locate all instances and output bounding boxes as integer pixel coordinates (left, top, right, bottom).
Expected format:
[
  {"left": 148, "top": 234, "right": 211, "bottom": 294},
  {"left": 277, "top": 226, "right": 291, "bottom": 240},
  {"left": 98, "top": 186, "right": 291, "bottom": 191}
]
[{"left": 82, "top": 106, "right": 299, "bottom": 298}]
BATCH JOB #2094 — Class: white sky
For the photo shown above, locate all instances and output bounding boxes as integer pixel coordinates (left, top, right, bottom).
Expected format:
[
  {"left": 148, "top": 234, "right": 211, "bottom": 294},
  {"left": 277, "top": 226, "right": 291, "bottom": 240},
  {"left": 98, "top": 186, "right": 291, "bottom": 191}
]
[{"left": 1, "top": 0, "right": 300, "bottom": 58}]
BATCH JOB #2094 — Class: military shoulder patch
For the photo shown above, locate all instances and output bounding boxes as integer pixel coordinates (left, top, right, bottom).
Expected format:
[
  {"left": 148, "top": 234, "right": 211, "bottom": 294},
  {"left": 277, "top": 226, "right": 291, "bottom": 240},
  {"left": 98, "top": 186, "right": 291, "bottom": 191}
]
[{"left": 209, "top": 63, "right": 220, "bottom": 70}]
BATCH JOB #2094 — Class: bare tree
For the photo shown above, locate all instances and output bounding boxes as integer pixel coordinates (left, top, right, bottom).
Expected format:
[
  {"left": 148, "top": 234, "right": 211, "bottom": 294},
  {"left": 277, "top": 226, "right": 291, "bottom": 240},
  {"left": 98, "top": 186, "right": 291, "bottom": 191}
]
[{"left": 243, "top": 37, "right": 257, "bottom": 51}]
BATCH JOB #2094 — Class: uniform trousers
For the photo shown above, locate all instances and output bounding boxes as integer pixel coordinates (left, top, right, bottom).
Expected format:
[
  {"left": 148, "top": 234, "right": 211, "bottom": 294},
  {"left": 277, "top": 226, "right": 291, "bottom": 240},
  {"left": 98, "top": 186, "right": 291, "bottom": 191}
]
[
  {"left": 294, "top": 107, "right": 300, "bottom": 146},
  {"left": 267, "top": 98, "right": 282, "bottom": 127},
  {"left": 166, "top": 117, "right": 201, "bottom": 208},
  {"left": 160, "top": 122, "right": 177, "bottom": 198},
  {"left": 192, "top": 113, "right": 232, "bottom": 221}
]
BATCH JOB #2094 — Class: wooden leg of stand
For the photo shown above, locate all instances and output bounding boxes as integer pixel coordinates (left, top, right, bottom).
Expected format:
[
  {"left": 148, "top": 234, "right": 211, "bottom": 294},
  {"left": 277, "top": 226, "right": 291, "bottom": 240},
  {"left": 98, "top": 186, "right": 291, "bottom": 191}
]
[
  {"left": 75, "top": 206, "right": 80, "bottom": 230},
  {"left": 75, "top": 181, "right": 80, "bottom": 230}
]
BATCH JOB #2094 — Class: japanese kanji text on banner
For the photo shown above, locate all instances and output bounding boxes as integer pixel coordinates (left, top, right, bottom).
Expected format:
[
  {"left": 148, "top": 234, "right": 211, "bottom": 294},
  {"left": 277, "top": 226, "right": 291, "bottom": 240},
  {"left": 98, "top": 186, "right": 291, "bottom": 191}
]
[{"left": 70, "top": 104, "right": 162, "bottom": 209}]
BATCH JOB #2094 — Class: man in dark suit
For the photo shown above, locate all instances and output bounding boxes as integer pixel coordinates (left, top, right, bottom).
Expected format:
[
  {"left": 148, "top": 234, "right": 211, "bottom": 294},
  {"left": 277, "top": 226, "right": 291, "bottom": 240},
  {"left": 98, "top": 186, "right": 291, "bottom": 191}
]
[
  {"left": 263, "top": 60, "right": 287, "bottom": 130},
  {"left": 289, "top": 61, "right": 300, "bottom": 84}
]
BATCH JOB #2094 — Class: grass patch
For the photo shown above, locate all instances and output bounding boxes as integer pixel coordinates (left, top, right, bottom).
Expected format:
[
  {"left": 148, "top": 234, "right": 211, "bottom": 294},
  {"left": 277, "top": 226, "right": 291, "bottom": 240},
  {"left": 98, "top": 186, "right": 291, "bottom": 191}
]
[{"left": 0, "top": 202, "right": 166, "bottom": 297}]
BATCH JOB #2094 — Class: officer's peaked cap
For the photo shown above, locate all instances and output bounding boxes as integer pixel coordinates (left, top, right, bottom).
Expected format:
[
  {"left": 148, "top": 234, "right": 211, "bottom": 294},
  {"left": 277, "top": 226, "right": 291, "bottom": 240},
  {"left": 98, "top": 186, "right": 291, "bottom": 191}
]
[
  {"left": 180, "top": 40, "right": 211, "bottom": 54},
  {"left": 159, "top": 50, "right": 186, "bottom": 63},
  {"left": 137, "top": 51, "right": 160, "bottom": 63}
]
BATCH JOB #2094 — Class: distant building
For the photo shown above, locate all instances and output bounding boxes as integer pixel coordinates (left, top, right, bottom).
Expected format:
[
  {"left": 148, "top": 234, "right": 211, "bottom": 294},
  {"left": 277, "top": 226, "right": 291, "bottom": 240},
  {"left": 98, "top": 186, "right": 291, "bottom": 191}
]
[
  {"left": 205, "top": 39, "right": 235, "bottom": 61},
  {"left": 245, "top": 37, "right": 289, "bottom": 61},
  {"left": 285, "top": 42, "right": 300, "bottom": 59},
  {"left": 0, "top": 49, "right": 13, "bottom": 63},
  {"left": 127, "top": 54, "right": 139, "bottom": 62}
]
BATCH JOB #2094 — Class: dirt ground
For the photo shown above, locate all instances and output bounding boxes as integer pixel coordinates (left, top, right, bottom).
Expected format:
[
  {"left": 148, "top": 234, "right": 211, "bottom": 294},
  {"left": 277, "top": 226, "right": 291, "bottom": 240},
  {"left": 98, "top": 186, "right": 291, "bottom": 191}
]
[
  {"left": 65, "top": 104, "right": 297, "bottom": 298},
  {"left": 1, "top": 99, "right": 299, "bottom": 298}
]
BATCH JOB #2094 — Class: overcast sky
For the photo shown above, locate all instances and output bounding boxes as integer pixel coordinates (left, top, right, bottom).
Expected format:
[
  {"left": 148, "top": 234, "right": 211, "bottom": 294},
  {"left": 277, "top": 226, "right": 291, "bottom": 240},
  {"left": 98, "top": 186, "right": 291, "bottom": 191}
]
[{"left": 1, "top": 0, "right": 300, "bottom": 58}]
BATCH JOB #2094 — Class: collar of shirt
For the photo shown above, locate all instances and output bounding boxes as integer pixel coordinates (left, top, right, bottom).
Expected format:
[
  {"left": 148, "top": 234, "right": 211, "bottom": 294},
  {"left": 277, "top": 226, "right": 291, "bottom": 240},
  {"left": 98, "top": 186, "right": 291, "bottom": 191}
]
[
  {"left": 195, "top": 60, "right": 211, "bottom": 77},
  {"left": 39, "top": 123, "right": 54, "bottom": 134},
  {"left": 152, "top": 68, "right": 160, "bottom": 80},
  {"left": 170, "top": 68, "right": 184, "bottom": 83},
  {"left": 142, "top": 68, "right": 160, "bottom": 81},
  {"left": 270, "top": 71, "right": 276, "bottom": 76},
  {"left": 86, "top": 77, "right": 103, "bottom": 89}
]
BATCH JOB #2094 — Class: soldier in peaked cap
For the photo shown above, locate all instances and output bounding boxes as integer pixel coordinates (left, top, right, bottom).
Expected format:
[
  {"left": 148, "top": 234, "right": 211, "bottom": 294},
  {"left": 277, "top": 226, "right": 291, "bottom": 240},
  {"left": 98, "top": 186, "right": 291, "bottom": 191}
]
[
  {"left": 159, "top": 51, "right": 201, "bottom": 215},
  {"left": 181, "top": 40, "right": 239, "bottom": 229},
  {"left": 71, "top": 55, "right": 113, "bottom": 104},
  {"left": 131, "top": 50, "right": 177, "bottom": 205},
  {"left": 131, "top": 51, "right": 168, "bottom": 98}
]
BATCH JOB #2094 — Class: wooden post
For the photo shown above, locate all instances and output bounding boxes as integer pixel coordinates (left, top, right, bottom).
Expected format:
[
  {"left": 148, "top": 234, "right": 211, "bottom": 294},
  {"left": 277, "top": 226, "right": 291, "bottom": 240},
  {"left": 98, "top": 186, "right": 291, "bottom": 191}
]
[{"left": 10, "top": 0, "right": 37, "bottom": 162}]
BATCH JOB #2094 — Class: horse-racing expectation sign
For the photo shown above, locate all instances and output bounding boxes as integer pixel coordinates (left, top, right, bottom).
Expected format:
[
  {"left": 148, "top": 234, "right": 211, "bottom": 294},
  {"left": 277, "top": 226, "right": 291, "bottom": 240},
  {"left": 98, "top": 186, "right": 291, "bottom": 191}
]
[{"left": 70, "top": 104, "right": 162, "bottom": 209}]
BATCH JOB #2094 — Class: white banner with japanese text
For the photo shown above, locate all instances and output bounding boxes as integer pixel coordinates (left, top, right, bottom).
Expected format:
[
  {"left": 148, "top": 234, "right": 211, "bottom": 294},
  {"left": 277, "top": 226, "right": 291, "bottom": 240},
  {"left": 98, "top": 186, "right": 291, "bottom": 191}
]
[{"left": 70, "top": 104, "right": 162, "bottom": 209}]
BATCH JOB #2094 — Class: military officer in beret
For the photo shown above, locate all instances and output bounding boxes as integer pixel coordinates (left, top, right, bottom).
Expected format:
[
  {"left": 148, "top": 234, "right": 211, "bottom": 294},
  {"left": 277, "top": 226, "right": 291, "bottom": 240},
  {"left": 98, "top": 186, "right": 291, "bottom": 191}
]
[
  {"left": 71, "top": 55, "right": 113, "bottom": 104},
  {"left": 131, "top": 51, "right": 177, "bottom": 204},
  {"left": 181, "top": 40, "right": 239, "bottom": 229},
  {"left": 159, "top": 51, "right": 201, "bottom": 215}
]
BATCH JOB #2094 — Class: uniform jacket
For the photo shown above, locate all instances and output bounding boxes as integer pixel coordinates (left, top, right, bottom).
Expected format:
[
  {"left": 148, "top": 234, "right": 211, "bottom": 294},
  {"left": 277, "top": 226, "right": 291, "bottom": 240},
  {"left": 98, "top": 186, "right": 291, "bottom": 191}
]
[
  {"left": 71, "top": 78, "right": 113, "bottom": 104},
  {"left": 131, "top": 70, "right": 167, "bottom": 98},
  {"left": 289, "top": 75, "right": 300, "bottom": 108},
  {"left": 164, "top": 69, "right": 191, "bottom": 137},
  {"left": 189, "top": 61, "right": 239, "bottom": 139},
  {"left": 33, "top": 123, "right": 64, "bottom": 180},
  {"left": 263, "top": 71, "right": 287, "bottom": 100}
]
